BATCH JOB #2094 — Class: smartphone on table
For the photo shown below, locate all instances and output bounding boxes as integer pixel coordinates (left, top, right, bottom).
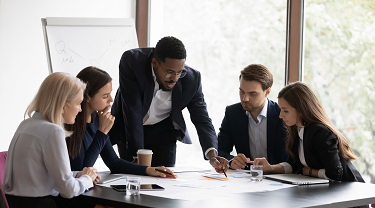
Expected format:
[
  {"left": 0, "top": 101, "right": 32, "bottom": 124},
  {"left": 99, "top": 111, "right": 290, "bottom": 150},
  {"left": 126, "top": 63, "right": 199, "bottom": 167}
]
[
  {"left": 110, "top": 184, "right": 127, "bottom": 192},
  {"left": 110, "top": 184, "right": 164, "bottom": 192},
  {"left": 140, "top": 184, "right": 164, "bottom": 191}
]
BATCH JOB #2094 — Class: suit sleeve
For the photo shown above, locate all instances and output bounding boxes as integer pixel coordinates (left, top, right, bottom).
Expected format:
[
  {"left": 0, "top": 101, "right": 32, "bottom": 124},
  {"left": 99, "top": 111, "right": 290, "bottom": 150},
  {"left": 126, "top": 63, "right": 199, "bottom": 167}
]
[
  {"left": 312, "top": 127, "right": 343, "bottom": 181},
  {"left": 82, "top": 131, "right": 108, "bottom": 167},
  {"left": 218, "top": 106, "right": 235, "bottom": 160},
  {"left": 186, "top": 72, "right": 217, "bottom": 157},
  {"left": 111, "top": 51, "right": 145, "bottom": 158},
  {"left": 68, "top": 130, "right": 108, "bottom": 170},
  {"left": 100, "top": 139, "right": 147, "bottom": 175}
]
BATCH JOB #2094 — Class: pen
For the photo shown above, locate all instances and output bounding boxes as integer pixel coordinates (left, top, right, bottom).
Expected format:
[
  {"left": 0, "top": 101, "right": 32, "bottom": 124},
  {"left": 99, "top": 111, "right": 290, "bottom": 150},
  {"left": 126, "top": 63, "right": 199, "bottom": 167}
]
[{"left": 223, "top": 169, "right": 228, "bottom": 178}]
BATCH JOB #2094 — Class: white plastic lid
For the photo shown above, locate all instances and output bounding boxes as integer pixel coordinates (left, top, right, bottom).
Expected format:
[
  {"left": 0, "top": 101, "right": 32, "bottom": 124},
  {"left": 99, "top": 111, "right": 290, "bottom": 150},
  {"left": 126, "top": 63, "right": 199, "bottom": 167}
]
[{"left": 137, "top": 149, "right": 153, "bottom": 154}]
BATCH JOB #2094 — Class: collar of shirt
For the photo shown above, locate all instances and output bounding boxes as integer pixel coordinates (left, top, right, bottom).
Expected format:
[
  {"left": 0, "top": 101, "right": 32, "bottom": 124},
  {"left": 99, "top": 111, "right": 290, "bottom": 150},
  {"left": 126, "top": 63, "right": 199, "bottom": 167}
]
[{"left": 151, "top": 64, "right": 160, "bottom": 94}]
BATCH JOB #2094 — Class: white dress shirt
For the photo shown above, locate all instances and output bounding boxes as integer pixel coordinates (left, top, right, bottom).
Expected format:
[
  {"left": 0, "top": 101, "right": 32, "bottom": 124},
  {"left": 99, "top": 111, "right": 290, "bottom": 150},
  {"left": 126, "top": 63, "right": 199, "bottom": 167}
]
[
  {"left": 143, "top": 66, "right": 172, "bottom": 125},
  {"left": 3, "top": 112, "right": 93, "bottom": 198},
  {"left": 142, "top": 65, "right": 217, "bottom": 159}
]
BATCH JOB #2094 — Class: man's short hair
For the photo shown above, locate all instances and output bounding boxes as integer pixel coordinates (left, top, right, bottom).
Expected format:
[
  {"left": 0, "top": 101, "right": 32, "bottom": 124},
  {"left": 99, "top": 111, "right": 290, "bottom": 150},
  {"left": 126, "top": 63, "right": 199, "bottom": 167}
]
[
  {"left": 240, "top": 64, "right": 273, "bottom": 90},
  {"left": 154, "top": 36, "right": 187, "bottom": 62}
]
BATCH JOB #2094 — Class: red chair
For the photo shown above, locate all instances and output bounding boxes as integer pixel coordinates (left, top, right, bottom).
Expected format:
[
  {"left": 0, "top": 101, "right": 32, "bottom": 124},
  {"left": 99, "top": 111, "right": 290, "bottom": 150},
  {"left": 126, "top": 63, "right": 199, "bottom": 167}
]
[{"left": 0, "top": 151, "right": 9, "bottom": 208}]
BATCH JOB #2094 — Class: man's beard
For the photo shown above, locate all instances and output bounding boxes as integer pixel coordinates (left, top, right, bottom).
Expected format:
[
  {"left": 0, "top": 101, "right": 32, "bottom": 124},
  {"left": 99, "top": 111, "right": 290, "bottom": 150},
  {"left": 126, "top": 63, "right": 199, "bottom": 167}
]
[{"left": 158, "top": 79, "right": 175, "bottom": 91}]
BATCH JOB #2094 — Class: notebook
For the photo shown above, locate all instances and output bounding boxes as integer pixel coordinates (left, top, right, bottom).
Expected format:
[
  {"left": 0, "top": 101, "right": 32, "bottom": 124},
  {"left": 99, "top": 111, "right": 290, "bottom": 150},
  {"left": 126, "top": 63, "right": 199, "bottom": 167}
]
[
  {"left": 264, "top": 174, "right": 330, "bottom": 185},
  {"left": 97, "top": 172, "right": 125, "bottom": 184}
]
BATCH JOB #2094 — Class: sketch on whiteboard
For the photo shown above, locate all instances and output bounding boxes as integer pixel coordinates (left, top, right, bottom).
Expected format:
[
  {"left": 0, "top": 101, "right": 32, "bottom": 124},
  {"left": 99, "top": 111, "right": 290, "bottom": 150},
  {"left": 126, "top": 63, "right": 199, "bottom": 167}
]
[
  {"left": 53, "top": 39, "right": 131, "bottom": 66},
  {"left": 43, "top": 19, "right": 139, "bottom": 99}
]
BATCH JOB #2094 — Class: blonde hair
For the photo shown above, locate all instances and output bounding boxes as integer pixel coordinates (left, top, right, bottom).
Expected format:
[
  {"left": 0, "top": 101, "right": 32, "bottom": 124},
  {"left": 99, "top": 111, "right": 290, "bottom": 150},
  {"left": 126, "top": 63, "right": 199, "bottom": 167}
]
[
  {"left": 25, "top": 72, "right": 86, "bottom": 129},
  {"left": 278, "top": 81, "right": 357, "bottom": 160}
]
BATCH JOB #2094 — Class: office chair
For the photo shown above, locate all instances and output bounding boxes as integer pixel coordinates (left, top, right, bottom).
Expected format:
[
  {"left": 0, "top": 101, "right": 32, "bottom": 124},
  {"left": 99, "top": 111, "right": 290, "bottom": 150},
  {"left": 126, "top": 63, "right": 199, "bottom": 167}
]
[{"left": 0, "top": 151, "right": 9, "bottom": 208}]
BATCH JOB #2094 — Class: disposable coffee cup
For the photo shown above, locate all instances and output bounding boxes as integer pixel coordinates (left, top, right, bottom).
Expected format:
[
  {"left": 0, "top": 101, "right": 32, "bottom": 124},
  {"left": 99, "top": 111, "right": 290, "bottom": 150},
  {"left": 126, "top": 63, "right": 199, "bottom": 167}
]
[{"left": 137, "top": 149, "right": 153, "bottom": 166}]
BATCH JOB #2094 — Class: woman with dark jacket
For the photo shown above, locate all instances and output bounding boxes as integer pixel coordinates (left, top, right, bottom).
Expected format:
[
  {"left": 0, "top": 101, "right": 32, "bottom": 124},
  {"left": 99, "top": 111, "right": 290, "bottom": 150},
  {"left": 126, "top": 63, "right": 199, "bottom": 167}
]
[
  {"left": 253, "top": 81, "right": 364, "bottom": 182},
  {"left": 65, "top": 66, "right": 175, "bottom": 178}
]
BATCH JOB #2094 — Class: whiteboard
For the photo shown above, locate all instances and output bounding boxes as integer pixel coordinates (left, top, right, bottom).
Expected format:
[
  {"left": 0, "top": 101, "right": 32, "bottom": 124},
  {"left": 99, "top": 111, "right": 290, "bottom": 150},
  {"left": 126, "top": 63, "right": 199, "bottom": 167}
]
[{"left": 42, "top": 17, "right": 139, "bottom": 97}]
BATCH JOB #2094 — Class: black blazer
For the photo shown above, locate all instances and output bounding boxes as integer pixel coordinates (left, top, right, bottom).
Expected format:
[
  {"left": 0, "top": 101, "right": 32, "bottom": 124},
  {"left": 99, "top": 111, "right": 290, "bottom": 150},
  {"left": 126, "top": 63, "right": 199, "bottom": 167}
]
[
  {"left": 218, "top": 101, "right": 288, "bottom": 165},
  {"left": 110, "top": 48, "right": 217, "bottom": 158},
  {"left": 289, "top": 123, "right": 364, "bottom": 182}
]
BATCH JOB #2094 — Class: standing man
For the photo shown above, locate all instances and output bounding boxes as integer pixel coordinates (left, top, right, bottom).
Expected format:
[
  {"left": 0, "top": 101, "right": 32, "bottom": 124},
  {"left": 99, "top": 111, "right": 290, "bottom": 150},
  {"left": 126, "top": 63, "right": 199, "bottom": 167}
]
[
  {"left": 218, "top": 64, "right": 288, "bottom": 170},
  {"left": 110, "top": 36, "right": 227, "bottom": 172}
]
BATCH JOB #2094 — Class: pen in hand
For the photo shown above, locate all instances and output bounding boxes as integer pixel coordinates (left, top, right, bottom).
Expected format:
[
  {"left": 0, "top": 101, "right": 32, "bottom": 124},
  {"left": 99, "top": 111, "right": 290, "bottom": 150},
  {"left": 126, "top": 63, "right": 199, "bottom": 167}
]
[
  {"left": 220, "top": 161, "right": 228, "bottom": 178},
  {"left": 223, "top": 169, "right": 228, "bottom": 178}
]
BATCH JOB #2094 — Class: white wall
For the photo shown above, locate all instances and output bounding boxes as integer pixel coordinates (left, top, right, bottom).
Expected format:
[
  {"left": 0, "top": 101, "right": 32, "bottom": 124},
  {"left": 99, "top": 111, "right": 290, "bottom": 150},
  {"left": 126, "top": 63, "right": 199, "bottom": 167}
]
[{"left": 0, "top": 0, "right": 135, "bottom": 151}]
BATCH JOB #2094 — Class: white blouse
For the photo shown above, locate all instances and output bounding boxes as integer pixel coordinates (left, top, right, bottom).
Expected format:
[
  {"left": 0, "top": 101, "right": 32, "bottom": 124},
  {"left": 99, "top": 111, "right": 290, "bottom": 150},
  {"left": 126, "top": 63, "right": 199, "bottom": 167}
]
[{"left": 3, "top": 112, "right": 93, "bottom": 198}]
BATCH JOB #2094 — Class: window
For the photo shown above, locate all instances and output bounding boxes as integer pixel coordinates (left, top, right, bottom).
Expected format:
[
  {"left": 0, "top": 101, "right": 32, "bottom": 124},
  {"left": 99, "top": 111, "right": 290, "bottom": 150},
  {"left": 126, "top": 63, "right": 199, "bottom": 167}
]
[
  {"left": 150, "top": 0, "right": 288, "bottom": 163},
  {"left": 303, "top": 0, "right": 375, "bottom": 182}
]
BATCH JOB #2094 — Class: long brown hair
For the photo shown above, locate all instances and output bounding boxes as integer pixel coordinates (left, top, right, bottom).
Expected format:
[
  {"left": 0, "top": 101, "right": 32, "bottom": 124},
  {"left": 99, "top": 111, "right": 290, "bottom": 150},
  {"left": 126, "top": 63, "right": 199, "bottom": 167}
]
[
  {"left": 65, "top": 66, "right": 112, "bottom": 158},
  {"left": 278, "top": 81, "right": 357, "bottom": 160}
]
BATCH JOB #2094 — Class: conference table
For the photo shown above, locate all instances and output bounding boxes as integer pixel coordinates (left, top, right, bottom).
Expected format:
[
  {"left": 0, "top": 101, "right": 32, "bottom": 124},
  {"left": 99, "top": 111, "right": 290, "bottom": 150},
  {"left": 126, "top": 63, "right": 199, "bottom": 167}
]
[{"left": 78, "top": 167, "right": 375, "bottom": 208}]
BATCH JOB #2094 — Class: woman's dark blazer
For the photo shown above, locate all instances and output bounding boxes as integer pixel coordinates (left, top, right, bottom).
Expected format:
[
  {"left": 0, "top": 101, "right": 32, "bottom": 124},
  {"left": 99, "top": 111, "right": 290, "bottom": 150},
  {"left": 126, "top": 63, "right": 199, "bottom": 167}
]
[{"left": 289, "top": 123, "right": 364, "bottom": 182}]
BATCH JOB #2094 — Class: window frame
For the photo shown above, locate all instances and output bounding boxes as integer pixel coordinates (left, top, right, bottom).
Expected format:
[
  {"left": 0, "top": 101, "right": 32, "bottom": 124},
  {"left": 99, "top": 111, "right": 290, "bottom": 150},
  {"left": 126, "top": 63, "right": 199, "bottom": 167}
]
[{"left": 135, "top": 0, "right": 304, "bottom": 83}]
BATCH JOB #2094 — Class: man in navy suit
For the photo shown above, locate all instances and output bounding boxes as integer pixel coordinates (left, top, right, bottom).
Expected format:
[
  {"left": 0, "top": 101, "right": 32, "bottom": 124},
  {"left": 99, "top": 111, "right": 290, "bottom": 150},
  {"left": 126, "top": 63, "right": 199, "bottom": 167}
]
[
  {"left": 110, "top": 36, "right": 228, "bottom": 171},
  {"left": 218, "top": 64, "right": 288, "bottom": 170}
]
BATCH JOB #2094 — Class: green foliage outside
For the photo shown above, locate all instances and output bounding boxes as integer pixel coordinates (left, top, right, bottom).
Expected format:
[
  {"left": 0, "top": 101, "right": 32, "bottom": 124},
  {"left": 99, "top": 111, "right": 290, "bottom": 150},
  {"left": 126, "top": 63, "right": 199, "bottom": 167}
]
[{"left": 304, "top": 0, "right": 375, "bottom": 182}]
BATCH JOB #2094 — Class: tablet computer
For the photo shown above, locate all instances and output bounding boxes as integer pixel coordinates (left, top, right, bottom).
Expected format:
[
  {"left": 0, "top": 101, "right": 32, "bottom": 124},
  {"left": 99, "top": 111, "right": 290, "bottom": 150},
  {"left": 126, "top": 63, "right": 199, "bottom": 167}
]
[
  {"left": 97, "top": 173, "right": 125, "bottom": 184},
  {"left": 264, "top": 174, "right": 329, "bottom": 185}
]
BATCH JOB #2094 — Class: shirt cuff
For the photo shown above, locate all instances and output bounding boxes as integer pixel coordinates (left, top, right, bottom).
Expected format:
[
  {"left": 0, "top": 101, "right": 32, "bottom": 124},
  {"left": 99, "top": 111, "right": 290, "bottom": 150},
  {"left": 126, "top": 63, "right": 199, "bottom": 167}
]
[
  {"left": 204, "top": 148, "right": 217, "bottom": 159},
  {"left": 318, "top": 169, "right": 327, "bottom": 179},
  {"left": 279, "top": 162, "right": 293, "bottom": 173},
  {"left": 72, "top": 171, "right": 79, "bottom": 177},
  {"left": 77, "top": 174, "right": 94, "bottom": 191}
]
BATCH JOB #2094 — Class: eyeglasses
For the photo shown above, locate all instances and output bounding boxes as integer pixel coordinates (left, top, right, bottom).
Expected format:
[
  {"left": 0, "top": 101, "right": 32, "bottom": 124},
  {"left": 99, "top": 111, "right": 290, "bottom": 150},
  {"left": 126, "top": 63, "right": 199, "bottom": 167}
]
[{"left": 156, "top": 59, "right": 187, "bottom": 79}]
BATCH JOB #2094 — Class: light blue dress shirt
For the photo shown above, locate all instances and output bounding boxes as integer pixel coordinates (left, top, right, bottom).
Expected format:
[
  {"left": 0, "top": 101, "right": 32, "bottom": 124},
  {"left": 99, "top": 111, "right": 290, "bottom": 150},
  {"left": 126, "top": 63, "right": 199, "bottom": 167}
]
[{"left": 246, "top": 99, "right": 268, "bottom": 160}]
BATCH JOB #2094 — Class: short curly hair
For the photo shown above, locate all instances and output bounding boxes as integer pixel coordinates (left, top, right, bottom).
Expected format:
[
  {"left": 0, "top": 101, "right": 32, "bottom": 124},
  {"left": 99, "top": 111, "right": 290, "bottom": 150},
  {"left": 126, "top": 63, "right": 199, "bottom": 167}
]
[{"left": 154, "top": 36, "right": 187, "bottom": 62}]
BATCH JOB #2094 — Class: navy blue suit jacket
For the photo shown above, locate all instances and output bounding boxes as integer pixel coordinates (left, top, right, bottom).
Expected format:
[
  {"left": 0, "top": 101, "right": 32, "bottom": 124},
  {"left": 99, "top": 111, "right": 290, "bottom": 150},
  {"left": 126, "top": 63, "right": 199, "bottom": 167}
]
[
  {"left": 218, "top": 100, "right": 288, "bottom": 165},
  {"left": 110, "top": 48, "right": 217, "bottom": 159}
]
